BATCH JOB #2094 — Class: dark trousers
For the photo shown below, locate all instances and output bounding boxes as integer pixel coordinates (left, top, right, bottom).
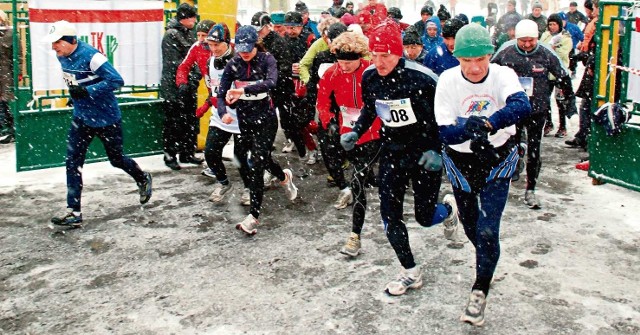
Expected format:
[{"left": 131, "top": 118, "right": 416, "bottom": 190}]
[
  {"left": 66, "top": 118, "right": 145, "bottom": 211},
  {"left": 516, "top": 113, "right": 545, "bottom": 190},
  {"left": 204, "top": 126, "right": 250, "bottom": 188},
  {"left": 574, "top": 96, "right": 592, "bottom": 143},
  {"left": 162, "top": 95, "right": 197, "bottom": 161},
  {"left": 348, "top": 140, "right": 380, "bottom": 235},
  {"left": 453, "top": 177, "right": 510, "bottom": 288},
  {"left": 236, "top": 115, "right": 285, "bottom": 218},
  {"left": 0, "top": 101, "right": 13, "bottom": 135},
  {"left": 380, "top": 148, "right": 443, "bottom": 269},
  {"left": 277, "top": 95, "right": 314, "bottom": 158},
  {"left": 318, "top": 126, "right": 348, "bottom": 189}
]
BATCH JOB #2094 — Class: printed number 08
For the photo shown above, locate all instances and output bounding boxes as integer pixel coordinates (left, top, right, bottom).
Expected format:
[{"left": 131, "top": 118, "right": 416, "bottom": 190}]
[{"left": 389, "top": 109, "right": 409, "bottom": 122}]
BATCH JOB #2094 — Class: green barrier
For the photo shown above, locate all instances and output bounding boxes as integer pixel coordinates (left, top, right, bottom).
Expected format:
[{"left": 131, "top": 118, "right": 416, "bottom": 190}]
[
  {"left": 15, "top": 98, "right": 164, "bottom": 172},
  {"left": 589, "top": 122, "right": 640, "bottom": 192}
]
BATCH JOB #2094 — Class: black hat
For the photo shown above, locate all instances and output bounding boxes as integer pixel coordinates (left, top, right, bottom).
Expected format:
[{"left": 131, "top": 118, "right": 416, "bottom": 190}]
[
  {"left": 251, "top": 11, "right": 272, "bottom": 28},
  {"left": 388, "top": 7, "right": 403, "bottom": 20},
  {"left": 442, "top": 18, "right": 464, "bottom": 38},
  {"left": 176, "top": 3, "right": 197, "bottom": 20},
  {"left": 327, "top": 22, "right": 347, "bottom": 40},
  {"left": 284, "top": 11, "right": 304, "bottom": 26},
  {"left": 295, "top": 1, "right": 309, "bottom": 13},
  {"left": 570, "top": 1, "right": 578, "bottom": 6},
  {"left": 547, "top": 13, "right": 564, "bottom": 31},
  {"left": 402, "top": 28, "right": 423, "bottom": 45},
  {"left": 455, "top": 13, "right": 469, "bottom": 25},
  {"left": 420, "top": 5, "right": 433, "bottom": 15},
  {"left": 196, "top": 20, "right": 215, "bottom": 33},
  {"left": 437, "top": 4, "right": 451, "bottom": 21},
  {"left": 584, "top": 0, "right": 594, "bottom": 10},
  {"left": 206, "top": 23, "right": 230, "bottom": 44}
]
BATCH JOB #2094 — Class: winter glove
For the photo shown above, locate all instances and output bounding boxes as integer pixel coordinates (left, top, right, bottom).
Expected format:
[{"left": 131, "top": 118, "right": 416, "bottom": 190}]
[
  {"left": 340, "top": 131, "right": 359, "bottom": 151},
  {"left": 196, "top": 99, "right": 212, "bottom": 118},
  {"left": 464, "top": 115, "right": 493, "bottom": 138},
  {"left": 68, "top": 85, "right": 89, "bottom": 100},
  {"left": 470, "top": 135, "right": 501, "bottom": 165},
  {"left": 417, "top": 150, "right": 443, "bottom": 171},
  {"left": 558, "top": 96, "right": 578, "bottom": 119},
  {"left": 213, "top": 57, "right": 226, "bottom": 70}
]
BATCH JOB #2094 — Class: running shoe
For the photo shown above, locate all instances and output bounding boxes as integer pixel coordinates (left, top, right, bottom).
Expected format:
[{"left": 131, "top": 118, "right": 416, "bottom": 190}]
[
  {"left": 442, "top": 194, "right": 459, "bottom": 240},
  {"left": 334, "top": 187, "right": 353, "bottom": 209},
  {"left": 339, "top": 232, "right": 361, "bottom": 257},
  {"left": 201, "top": 168, "right": 216, "bottom": 179},
  {"left": 281, "top": 169, "right": 298, "bottom": 201},
  {"left": 137, "top": 172, "right": 153, "bottom": 204},
  {"left": 51, "top": 210, "right": 83, "bottom": 226},
  {"left": 282, "top": 140, "right": 296, "bottom": 153},
  {"left": 236, "top": 214, "right": 259, "bottom": 235},
  {"left": 524, "top": 190, "right": 541, "bottom": 209},
  {"left": 305, "top": 150, "right": 318, "bottom": 165},
  {"left": 241, "top": 188, "right": 251, "bottom": 206},
  {"left": 209, "top": 182, "right": 233, "bottom": 203},
  {"left": 460, "top": 290, "right": 487, "bottom": 326},
  {"left": 384, "top": 266, "right": 423, "bottom": 296}
]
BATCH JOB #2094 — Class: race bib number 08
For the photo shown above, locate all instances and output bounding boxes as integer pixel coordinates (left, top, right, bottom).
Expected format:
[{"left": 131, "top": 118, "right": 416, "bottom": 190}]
[{"left": 374, "top": 98, "right": 417, "bottom": 128}]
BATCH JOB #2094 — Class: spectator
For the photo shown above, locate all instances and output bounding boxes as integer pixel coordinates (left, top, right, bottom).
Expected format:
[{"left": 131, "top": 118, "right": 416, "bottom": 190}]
[
  {"left": 0, "top": 10, "right": 15, "bottom": 144},
  {"left": 328, "top": 0, "right": 344, "bottom": 17},
  {"left": 567, "top": 1, "right": 589, "bottom": 25},
  {"left": 525, "top": 1, "right": 548, "bottom": 37},
  {"left": 295, "top": 1, "right": 320, "bottom": 38},
  {"left": 492, "top": 0, "right": 522, "bottom": 45}
]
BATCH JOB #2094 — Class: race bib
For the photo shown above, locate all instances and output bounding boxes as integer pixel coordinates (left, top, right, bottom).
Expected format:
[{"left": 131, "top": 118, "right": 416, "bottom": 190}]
[
  {"left": 210, "top": 77, "right": 221, "bottom": 94},
  {"left": 204, "top": 74, "right": 212, "bottom": 88},
  {"left": 339, "top": 106, "right": 361, "bottom": 129},
  {"left": 374, "top": 98, "right": 417, "bottom": 128},
  {"left": 62, "top": 72, "right": 78, "bottom": 86},
  {"left": 234, "top": 80, "right": 268, "bottom": 100},
  {"left": 518, "top": 77, "right": 534, "bottom": 97}
]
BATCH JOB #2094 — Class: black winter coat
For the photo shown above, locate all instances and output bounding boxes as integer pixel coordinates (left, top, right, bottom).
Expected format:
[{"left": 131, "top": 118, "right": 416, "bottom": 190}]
[
  {"left": 262, "top": 31, "right": 294, "bottom": 98},
  {"left": 160, "top": 19, "right": 198, "bottom": 100}
]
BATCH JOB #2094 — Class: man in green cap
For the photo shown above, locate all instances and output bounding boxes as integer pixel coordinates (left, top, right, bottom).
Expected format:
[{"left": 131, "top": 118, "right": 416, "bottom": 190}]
[{"left": 434, "top": 23, "right": 532, "bottom": 326}]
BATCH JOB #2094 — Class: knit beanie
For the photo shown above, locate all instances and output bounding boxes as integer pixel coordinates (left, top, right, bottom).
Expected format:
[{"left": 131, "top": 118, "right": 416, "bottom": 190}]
[
  {"left": 388, "top": 7, "right": 403, "bottom": 20},
  {"left": 176, "top": 3, "right": 197, "bottom": 20},
  {"left": 584, "top": 0, "right": 594, "bottom": 10},
  {"left": 206, "top": 23, "right": 230, "bottom": 44},
  {"left": 455, "top": 13, "right": 469, "bottom": 25},
  {"left": 532, "top": 1, "right": 543, "bottom": 10},
  {"left": 471, "top": 16, "right": 486, "bottom": 28},
  {"left": 369, "top": 19, "right": 403, "bottom": 56},
  {"left": 271, "top": 11, "right": 286, "bottom": 24},
  {"left": 196, "top": 20, "right": 215, "bottom": 33},
  {"left": 442, "top": 18, "right": 465, "bottom": 38},
  {"left": 437, "top": 5, "right": 451, "bottom": 21},
  {"left": 547, "top": 13, "right": 563, "bottom": 32},
  {"left": 515, "top": 19, "right": 539, "bottom": 38},
  {"left": 453, "top": 23, "right": 494, "bottom": 58},
  {"left": 295, "top": 1, "right": 309, "bottom": 14},
  {"left": 327, "top": 22, "right": 348, "bottom": 40},
  {"left": 341, "top": 13, "right": 356, "bottom": 26},
  {"left": 420, "top": 5, "right": 434, "bottom": 15},
  {"left": 403, "top": 28, "right": 423, "bottom": 45}
]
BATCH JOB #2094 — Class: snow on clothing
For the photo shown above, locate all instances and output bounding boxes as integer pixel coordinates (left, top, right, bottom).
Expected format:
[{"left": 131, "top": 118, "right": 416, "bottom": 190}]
[
  {"left": 299, "top": 37, "right": 329, "bottom": 85},
  {"left": 420, "top": 16, "right": 442, "bottom": 53},
  {"left": 434, "top": 63, "right": 531, "bottom": 293},
  {"left": 350, "top": 58, "right": 446, "bottom": 270},
  {"left": 317, "top": 58, "right": 381, "bottom": 235},
  {"left": 403, "top": 47, "right": 428, "bottom": 64},
  {"left": 216, "top": 51, "right": 287, "bottom": 218},
  {"left": 492, "top": 42, "right": 574, "bottom": 191},
  {"left": 304, "top": 19, "right": 321, "bottom": 39},
  {"left": 492, "top": 10, "right": 522, "bottom": 45},
  {"left": 540, "top": 30, "right": 573, "bottom": 69},
  {"left": 566, "top": 10, "right": 589, "bottom": 25},
  {"left": 58, "top": 41, "right": 146, "bottom": 211},
  {"left": 422, "top": 42, "right": 459, "bottom": 76},
  {"left": 563, "top": 21, "right": 584, "bottom": 49},
  {"left": 0, "top": 24, "right": 14, "bottom": 102},
  {"left": 160, "top": 19, "right": 198, "bottom": 101}
]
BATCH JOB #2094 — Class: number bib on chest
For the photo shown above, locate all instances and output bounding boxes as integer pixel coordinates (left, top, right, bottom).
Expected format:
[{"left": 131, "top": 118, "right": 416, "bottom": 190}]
[
  {"left": 518, "top": 77, "right": 534, "bottom": 97},
  {"left": 63, "top": 72, "right": 79, "bottom": 86},
  {"left": 234, "top": 80, "right": 268, "bottom": 100},
  {"left": 339, "top": 106, "right": 361, "bottom": 128},
  {"left": 374, "top": 98, "right": 417, "bottom": 128}
]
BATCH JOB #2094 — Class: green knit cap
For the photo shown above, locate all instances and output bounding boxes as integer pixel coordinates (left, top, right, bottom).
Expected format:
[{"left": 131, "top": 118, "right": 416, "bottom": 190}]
[{"left": 453, "top": 23, "right": 495, "bottom": 58}]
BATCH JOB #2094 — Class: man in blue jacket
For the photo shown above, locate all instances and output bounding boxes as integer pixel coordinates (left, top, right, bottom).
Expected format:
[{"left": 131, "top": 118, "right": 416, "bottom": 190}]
[{"left": 43, "top": 21, "right": 152, "bottom": 226}]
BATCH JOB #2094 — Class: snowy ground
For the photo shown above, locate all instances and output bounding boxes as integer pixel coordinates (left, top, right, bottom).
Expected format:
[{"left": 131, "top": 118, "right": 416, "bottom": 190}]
[{"left": 1, "top": 76, "right": 640, "bottom": 333}]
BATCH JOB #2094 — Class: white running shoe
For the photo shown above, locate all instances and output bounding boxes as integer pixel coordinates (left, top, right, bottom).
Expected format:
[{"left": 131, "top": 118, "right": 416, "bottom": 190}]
[
  {"left": 201, "top": 168, "right": 216, "bottom": 179},
  {"left": 339, "top": 232, "right": 361, "bottom": 257},
  {"left": 263, "top": 171, "right": 277, "bottom": 188},
  {"left": 442, "top": 194, "right": 459, "bottom": 241},
  {"left": 460, "top": 290, "right": 487, "bottom": 326},
  {"left": 334, "top": 187, "right": 353, "bottom": 209},
  {"left": 282, "top": 140, "right": 296, "bottom": 153},
  {"left": 305, "top": 150, "right": 318, "bottom": 165},
  {"left": 524, "top": 190, "right": 541, "bottom": 209},
  {"left": 209, "top": 182, "right": 233, "bottom": 203},
  {"left": 236, "top": 214, "right": 259, "bottom": 235},
  {"left": 241, "top": 188, "right": 251, "bottom": 206},
  {"left": 384, "top": 266, "right": 423, "bottom": 296},
  {"left": 281, "top": 169, "right": 298, "bottom": 201}
]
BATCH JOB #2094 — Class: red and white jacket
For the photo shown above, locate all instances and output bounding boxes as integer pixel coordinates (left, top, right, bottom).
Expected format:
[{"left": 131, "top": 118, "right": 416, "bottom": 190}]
[
  {"left": 316, "top": 59, "right": 381, "bottom": 145},
  {"left": 176, "top": 41, "right": 211, "bottom": 92}
]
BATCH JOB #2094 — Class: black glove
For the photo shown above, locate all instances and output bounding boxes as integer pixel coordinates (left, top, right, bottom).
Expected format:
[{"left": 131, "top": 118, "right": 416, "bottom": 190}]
[
  {"left": 68, "top": 85, "right": 89, "bottom": 100},
  {"left": 464, "top": 116, "right": 493, "bottom": 138},
  {"left": 213, "top": 57, "right": 225, "bottom": 70},
  {"left": 470, "top": 135, "right": 501, "bottom": 165},
  {"left": 558, "top": 96, "right": 578, "bottom": 119},
  {"left": 178, "top": 84, "right": 190, "bottom": 97}
]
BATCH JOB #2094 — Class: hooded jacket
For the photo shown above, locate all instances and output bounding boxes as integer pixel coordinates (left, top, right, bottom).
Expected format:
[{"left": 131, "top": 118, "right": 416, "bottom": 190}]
[
  {"left": 161, "top": 19, "right": 198, "bottom": 100},
  {"left": 421, "top": 16, "right": 443, "bottom": 52},
  {"left": 423, "top": 41, "right": 459, "bottom": 76}
]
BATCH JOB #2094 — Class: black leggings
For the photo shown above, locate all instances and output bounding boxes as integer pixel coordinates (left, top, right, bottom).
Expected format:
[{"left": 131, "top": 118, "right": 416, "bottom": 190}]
[
  {"left": 347, "top": 140, "right": 380, "bottom": 235},
  {"left": 318, "top": 126, "right": 348, "bottom": 189},
  {"left": 515, "top": 113, "right": 545, "bottom": 190},
  {"left": 204, "top": 126, "right": 250, "bottom": 188},
  {"left": 236, "top": 115, "right": 285, "bottom": 218}
]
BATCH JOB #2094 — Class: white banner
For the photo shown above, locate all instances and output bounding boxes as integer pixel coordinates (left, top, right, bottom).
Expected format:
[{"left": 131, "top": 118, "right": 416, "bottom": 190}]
[
  {"left": 29, "top": 0, "right": 164, "bottom": 91},
  {"left": 628, "top": 9, "right": 640, "bottom": 103}
]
